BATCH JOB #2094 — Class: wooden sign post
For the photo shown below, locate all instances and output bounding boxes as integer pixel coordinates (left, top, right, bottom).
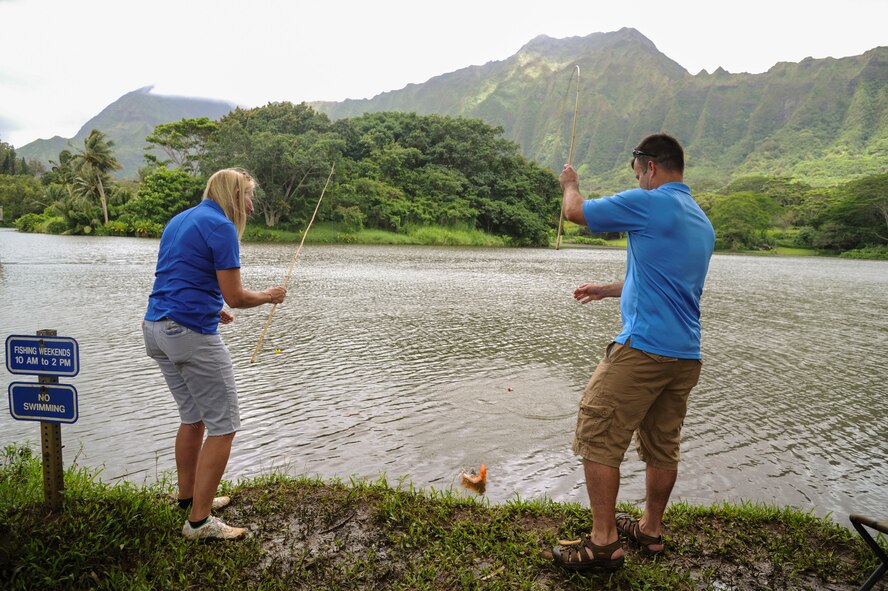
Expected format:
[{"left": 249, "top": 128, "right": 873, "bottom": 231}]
[{"left": 5, "top": 328, "right": 80, "bottom": 510}]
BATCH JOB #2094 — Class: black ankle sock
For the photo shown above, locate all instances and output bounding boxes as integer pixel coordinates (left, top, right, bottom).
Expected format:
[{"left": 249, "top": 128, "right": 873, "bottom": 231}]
[
  {"left": 188, "top": 517, "right": 209, "bottom": 529},
  {"left": 177, "top": 497, "right": 193, "bottom": 510}
]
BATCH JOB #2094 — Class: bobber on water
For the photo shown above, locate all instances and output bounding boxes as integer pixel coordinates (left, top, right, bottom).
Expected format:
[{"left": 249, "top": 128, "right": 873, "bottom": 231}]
[{"left": 460, "top": 464, "right": 487, "bottom": 494}]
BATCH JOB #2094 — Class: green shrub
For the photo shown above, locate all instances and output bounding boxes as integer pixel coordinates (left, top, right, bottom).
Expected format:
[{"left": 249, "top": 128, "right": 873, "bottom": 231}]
[
  {"left": 571, "top": 236, "right": 608, "bottom": 246},
  {"left": 242, "top": 226, "right": 278, "bottom": 242},
  {"left": 335, "top": 205, "right": 365, "bottom": 233},
  {"left": 14, "top": 213, "right": 45, "bottom": 233},
  {"left": 103, "top": 220, "right": 131, "bottom": 236},
  {"left": 43, "top": 217, "right": 69, "bottom": 234},
  {"left": 132, "top": 220, "right": 164, "bottom": 238},
  {"left": 840, "top": 245, "right": 888, "bottom": 260}
]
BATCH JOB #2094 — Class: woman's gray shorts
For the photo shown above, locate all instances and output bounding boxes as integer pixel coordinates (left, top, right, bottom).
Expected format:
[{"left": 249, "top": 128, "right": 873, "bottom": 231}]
[{"left": 142, "top": 319, "right": 240, "bottom": 436}]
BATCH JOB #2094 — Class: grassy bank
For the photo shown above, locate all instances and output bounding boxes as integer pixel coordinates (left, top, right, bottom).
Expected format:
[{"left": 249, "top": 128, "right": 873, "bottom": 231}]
[
  {"left": 243, "top": 223, "right": 507, "bottom": 247},
  {"left": 245, "top": 222, "right": 879, "bottom": 258},
  {"left": 1, "top": 445, "right": 883, "bottom": 590}
]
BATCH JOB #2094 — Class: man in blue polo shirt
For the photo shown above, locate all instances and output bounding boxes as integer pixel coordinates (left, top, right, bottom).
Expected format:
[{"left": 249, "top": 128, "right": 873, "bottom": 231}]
[{"left": 550, "top": 134, "right": 715, "bottom": 571}]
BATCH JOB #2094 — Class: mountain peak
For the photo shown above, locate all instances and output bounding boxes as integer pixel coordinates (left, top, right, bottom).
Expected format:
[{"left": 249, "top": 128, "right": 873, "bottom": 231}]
[
  {"left": 17, "top": 88, "right": 235, "bottom": 178},
  {"left": 518, "top": 28, "right": 653, "bottom": 56}
]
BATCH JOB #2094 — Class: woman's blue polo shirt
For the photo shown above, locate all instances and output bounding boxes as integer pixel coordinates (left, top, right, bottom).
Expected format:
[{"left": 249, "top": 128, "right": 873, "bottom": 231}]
[{"left": 145, "top": 200, "right": 240, "bottom": 334}]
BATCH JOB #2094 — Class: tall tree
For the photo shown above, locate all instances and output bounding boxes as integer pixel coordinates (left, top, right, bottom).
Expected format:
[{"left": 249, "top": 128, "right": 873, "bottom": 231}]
[
  {"left": 826, "top": 173, "right": 888, "bottom": 244},
  {"left": 47, "top": 150, "right": 78, "bottom": 189},
  {"left": 144, "top": 117, "right": 217, "bottom": 173},
  {"left": 202, "top": 103, "right": 342, "bottom": 227},
  {"left": 71, "top": 129, "right": 121, "bottom": 224},
  {"left": 709, "top": 192, "right": 781, "bottom": 250},
  {"left": 126, "top": 167, "right": 204, "bottom": 224}
]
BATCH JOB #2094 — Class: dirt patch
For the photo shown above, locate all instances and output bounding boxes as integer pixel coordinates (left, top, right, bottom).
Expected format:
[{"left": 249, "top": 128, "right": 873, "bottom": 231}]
[
  {"left": 226, "top": 482, "right": 405, "bottom": 587},
  {"left": 519, "top": 514, "right": 564, "bottom": 538}
]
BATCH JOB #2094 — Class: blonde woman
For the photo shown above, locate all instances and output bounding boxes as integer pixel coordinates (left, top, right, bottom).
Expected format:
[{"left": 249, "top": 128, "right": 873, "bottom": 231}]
[{"left": 143, "top": 168, "right": 286, "bottom": 540}]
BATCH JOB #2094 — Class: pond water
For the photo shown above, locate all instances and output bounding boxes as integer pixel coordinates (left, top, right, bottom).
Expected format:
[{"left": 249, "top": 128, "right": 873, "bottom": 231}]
[{"left": 1, "top": 228, "right": 886, "bottom": 521}]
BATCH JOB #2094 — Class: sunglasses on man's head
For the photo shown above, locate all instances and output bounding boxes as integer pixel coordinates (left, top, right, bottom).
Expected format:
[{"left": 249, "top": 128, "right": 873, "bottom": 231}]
[{"left": 632, "top": 149, "right": 656, "bottom": 158}]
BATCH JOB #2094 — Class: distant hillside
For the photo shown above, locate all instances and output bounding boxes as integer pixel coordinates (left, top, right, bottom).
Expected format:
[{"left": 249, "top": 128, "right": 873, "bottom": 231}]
[
  {"left": 311, "top": 28, "right": 888, "bottom": 189},
  {"left": 15, "top": 30, "right": 888, "bottom": 188},
  {"left": 17, "top": 87, "right": 234, "bottom": 179}
]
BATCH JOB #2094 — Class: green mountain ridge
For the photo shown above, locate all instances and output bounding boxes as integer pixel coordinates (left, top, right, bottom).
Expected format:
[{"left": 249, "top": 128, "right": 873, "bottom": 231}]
[
  {"left": 16, "top": 29, "right": 888, "bottom": 188},
  {"left": 311, "top": 28, "right": 888, "bottom": 189}
]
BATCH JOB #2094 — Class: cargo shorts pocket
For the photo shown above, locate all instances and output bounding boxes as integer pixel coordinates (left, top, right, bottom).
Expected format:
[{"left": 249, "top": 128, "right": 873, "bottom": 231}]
[
  {"left": 639, "top": 350, "right": 677, "bottom": 363},
  {"left": 575, "top": 404, "right": 614, "bottom": 444}
]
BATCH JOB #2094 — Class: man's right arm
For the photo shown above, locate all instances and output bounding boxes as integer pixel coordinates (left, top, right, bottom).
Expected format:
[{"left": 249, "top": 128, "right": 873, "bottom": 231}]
[
  {"left": 559, "top": 164, "right": 587, "bottom": 225},
  {"left": 574, "top": 281, "right": 624, "bottom": 304}
]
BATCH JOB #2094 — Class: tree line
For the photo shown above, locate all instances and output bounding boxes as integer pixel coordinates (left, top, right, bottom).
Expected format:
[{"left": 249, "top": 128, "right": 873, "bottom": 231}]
[
  {"left": 0, "top": 140, "right": 45, "bottom": 177},
  {"left": 693, "top": 175, "right": 888, "bottom": 257},
  {"left": 5, "top": 104, "right": 560, "bottom": 246},
  {"left": 1, "top": 103, "right": 886, "bottom": 256}
]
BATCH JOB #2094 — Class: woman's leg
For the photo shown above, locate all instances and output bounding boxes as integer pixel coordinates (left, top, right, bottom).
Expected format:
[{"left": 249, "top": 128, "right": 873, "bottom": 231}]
[
  {"left": 188, "top": 432, "right": 236, "bottom": 522},
  {"left": 175, "top": 421, "right": 205, "bottom": 500}
]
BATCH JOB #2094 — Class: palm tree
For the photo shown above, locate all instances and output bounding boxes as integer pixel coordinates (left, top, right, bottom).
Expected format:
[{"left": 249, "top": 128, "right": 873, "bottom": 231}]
[
  {"left": 71, "top": 130, "right": 121, "bottom": 224},
  {"left": 49, "top": 150, "right": 78, "bottom": 187}
]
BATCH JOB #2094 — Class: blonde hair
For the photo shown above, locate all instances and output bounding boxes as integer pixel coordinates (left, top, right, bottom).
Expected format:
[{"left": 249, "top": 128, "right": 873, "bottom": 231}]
[{"left": 203, "top": 168, "right": 256, "bottom": 237}]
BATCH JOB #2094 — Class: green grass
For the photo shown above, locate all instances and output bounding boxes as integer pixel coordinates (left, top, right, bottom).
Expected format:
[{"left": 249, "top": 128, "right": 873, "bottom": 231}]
[
  {"left": 554, "top": 221, "right": 830, "bottom": 255},
  {"left": 604, "top": 237, "right": 628, "bottom": 248},
  {"left": 552, "top": 221, "right": 627, "bottom": 249},
  {"left": 1, "top": 443, "right": 883, "bottom": 590},
  {"left": 243, "top": 222, "right": 506, "bottom": 247},
  {"left": 773, "top": 246, "right": 819, "bottom": 256}
]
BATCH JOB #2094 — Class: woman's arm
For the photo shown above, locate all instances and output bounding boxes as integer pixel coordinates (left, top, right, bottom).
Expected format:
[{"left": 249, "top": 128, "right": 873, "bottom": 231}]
[{"left": 217, "top": 268, "right": 286, "bottom": 309}]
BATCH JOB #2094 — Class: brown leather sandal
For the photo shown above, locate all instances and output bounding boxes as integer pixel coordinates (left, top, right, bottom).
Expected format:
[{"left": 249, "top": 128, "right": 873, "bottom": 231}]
[
  {"left": 550, "top": 535, "right": 624, "bottom": 571},
  {"left": 615, "top": 512, "right": 664, "bottom": 556}
]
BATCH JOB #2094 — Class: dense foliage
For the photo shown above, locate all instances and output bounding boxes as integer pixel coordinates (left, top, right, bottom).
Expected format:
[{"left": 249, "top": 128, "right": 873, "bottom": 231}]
[
  {"left": 3, "top": 103, "right": 887, "bottom": 256},
  {"left": 692, "top": 174, "right": 888, "bottom": 252},
  {"left": 196, "top": 104, "right": 561, "bottom": 245}
]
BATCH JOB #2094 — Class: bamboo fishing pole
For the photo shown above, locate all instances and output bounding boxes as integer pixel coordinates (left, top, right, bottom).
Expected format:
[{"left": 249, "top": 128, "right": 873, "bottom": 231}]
[
  {"left": 555, "top": 65, "right": 580, "bottom": 251},
  {"left": 250, "top": 162, "right": 336, "bottom": 363}
]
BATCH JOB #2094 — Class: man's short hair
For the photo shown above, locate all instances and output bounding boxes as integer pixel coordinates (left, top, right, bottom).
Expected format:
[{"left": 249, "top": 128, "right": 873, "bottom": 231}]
[{"left": 635, "top": 133, "right": 684, "bottom": 173}]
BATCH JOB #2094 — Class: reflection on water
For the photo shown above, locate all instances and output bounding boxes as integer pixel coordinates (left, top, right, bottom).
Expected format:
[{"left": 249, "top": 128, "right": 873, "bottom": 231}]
[{"left": 1, "top": 228, "right": 886, "bottom": 521}]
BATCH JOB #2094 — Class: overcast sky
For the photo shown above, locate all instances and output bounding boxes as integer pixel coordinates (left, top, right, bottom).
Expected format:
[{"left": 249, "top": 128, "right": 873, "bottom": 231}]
[{"left": 1, "top": 0, "right": 885, "bottom": 148}]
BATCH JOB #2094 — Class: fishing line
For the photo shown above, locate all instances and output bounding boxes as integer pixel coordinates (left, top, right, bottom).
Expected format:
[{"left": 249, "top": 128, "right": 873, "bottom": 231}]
[
  {"left": 555, "top": 65, "right": 580, "bottom": 251},
  {"left": 250, "top": 162, "right": 336, "bottom": 363}
]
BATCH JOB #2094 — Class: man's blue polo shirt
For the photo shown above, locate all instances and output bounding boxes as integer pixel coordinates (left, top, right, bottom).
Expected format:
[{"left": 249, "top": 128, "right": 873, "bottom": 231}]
[
  {"left": 145, "top": 200, "right": 240, "bottom": 334},
  {"left": 582, "top": 182, "right": 715, "bottom": 359}
]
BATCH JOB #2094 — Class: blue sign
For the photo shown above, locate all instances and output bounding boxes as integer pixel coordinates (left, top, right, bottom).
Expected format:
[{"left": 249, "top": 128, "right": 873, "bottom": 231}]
[
  {"left": 5, "top": 335, "right": 79, "bottom": 377},
  {"left": 8, "top": 382, "right": 79, "bottom": 424}
]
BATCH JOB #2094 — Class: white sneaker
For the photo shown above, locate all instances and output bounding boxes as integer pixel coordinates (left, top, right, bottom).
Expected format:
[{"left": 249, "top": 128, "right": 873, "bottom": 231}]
[
  {"left": 211, "top": 496, "right": 231, "bottom": 510},
  {"left": 182, "top": 515, "right": 247, "bottom": 540}
]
